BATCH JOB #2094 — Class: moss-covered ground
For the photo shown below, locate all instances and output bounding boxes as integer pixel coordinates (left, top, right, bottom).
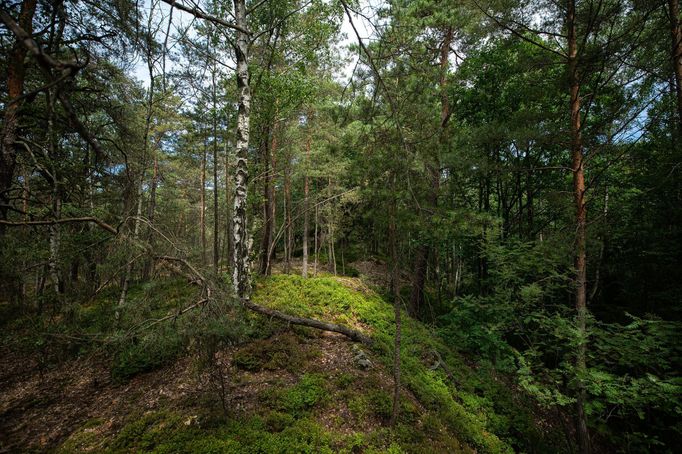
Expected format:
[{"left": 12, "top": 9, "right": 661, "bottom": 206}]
[{"left": 1, "top": 273, "right": 560, "bottom": 453}]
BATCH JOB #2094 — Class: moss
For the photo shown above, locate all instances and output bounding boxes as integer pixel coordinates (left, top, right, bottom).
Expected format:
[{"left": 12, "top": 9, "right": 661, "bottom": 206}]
[
  {"left": 264, "top": 411, "right": 295, "bottom": 432},
  {"left": 264, "top": 373, "right": 328, "bottom": 417},
  {"left": 232, "top": 332, "right": 313, "bottom": 373},
  {"left": 57, "top": 274, "right": 550, "bottom": 453},
  {"left": 110, "top": 326, "right": 185, "bottom": 383},
  {"left": 58, "top": 419, "right": 107, "bottom": 453},
  {"left": 335, "top": 372, "right": 355, "bottom": 389},
  {"left": 252, "top": 275, "right": 515, "bottom": 454}
]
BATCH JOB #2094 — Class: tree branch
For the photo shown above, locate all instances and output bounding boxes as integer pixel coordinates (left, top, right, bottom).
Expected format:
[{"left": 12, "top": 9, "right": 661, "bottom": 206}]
[
  {"left": 160, "top": 0, "right": 250, "bottom": 35},
  {"left": 0, "top": 6, "right": 106, "bottom": 159},
  {"left": 156, "top": 255, "right": 373, "bottom": 345},
  {"left": 0, "top": 217, "right": 118, "bottom": 234}
]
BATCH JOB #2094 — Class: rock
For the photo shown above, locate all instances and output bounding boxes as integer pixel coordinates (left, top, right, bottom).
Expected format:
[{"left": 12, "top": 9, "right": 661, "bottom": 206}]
[
  {"left": 353, "top": 346, "right": 372, "bottom": 370},
  {"left": 184, "top": 415, "right": 198, "bottom": 426},
  {"left": 357, "top": 357, "right": 372, "bottom": 370}
]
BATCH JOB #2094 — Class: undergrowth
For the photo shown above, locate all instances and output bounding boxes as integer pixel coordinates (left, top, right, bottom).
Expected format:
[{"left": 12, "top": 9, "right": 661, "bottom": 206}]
[
  {"left": 252, "top": 274, "right": 560, "bottom": 453},
  {"left": 54, "top": 274, "right": 561, "bottom": 453}
]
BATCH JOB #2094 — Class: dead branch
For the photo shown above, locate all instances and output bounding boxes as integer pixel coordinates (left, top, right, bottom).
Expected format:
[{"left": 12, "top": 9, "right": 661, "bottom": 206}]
[
  {"left": 241, "top": 298, "right": 372, "bottom": 344},
  {"left": 155, "top": 255, "right": 372, "bottom": 345},
  {"left": 0, "top": 217, "right": 118, "bottom": 234},
  {"left": 160, "top": 0, "right": 249, "bottom": 34}
]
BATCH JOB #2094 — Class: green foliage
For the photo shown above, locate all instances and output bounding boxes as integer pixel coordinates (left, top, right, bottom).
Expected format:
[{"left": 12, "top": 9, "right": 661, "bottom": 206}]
[
  {"left": 438, "top": 233, "right": 682, "bottom": 451},
  {"left": 347, "top": 388, "right": 393, "bottom": 421},
  {"left": 263, "top": 373, "right": 327, "bottom": 418},
  {"left": 111, "top": 326, "right": 185, "bottom": 382},
  {"left": 252, "top": 274, "right": 522, "bottom": 453},
  {"left": 101, "top": 410, "right": 338, "bottom": 454},
  {"left": 232, "top": 332, "right": 313, "bottom": 372}
]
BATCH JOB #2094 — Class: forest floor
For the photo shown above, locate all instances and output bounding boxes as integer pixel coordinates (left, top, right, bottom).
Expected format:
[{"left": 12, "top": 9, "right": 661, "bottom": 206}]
[
  {"left": 0, "top": 329, "right": 405, "bottom": 452},
  {"left": 0, "top": 269, "right": 558, "bottom": 453}
]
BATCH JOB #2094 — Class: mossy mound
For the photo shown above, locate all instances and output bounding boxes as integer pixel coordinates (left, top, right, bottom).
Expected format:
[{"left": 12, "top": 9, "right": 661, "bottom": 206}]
[
  {"left": 253, "top": 275, "right": 514, "bottom": 453},
  {"left": 55, "top": 274, "right": 558, "bottom": 453}
]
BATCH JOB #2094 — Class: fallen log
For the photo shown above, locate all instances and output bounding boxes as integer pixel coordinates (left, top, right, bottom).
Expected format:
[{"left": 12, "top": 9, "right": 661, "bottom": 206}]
[
  {"left": 241, "top": 298, "right": 372, "bottom": 345},
  {"left": 155, "top": 255, "right": 372, "bottom": 345}
]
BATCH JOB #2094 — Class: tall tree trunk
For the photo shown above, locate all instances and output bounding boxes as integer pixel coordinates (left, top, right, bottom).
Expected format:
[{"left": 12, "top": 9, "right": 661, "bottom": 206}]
[
  {"left": 670, "top": 0, "right": 682, "bottom": 132},
  {"left": 201, "top": 133, "right": 207, "bottom": 265},
  {"left": 22, "top": 165, "right": 29, "bottom": 220},
  {"left": 232, "top": 0, "right": 251, "bottom": 297},
  {"left": 212, "top": 66, "right": 220, "bottom": 273},
  {"left": 259, "top": 121, "right": 277, "bottom": 275},
  {"left": 259, "top": 125, "right": 272, "bottom": 275},
  {"left": 284, "top": 157, "right": 293, "bottom": 273},
  {"left": 48, "top": 191, "right": 63, "bottom": 294},
  {"left": 526, "top": 151, "right": 534, "bottom": 239},
  {"left": 0, "top": 0, "right": 36, "bottom": 230},
  {"left": 314, "top": 195, "right": 319, "bottom": 276},
  {"left": 409, "top": 26, "right": 452, "bottom": 317},
  {"left": 46, "top": 86, "right": 64, "bottom": 296},
  {"left": 142, "top": 155, "right": 159, "bottom": 279},
  {"left": 268, "top": 123, "right": 279, "bottom": 266},
  {"left": 224, "top": 141, "right": 233, "bottom": 271},
  {"left": 302, "top": 125, "right": 311, "bottom": 278},
  {"left": 389, "top": 173, "right": 401, "bottom": 427},
  {"left": 568, "top": 1, "right": 590, "bottom": 451}
]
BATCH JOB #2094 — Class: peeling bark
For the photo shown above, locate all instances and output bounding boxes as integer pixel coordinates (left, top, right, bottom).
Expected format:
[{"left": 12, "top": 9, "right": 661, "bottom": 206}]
[{"left": 232, "top": 0, "right": 251, "bottom": 298}]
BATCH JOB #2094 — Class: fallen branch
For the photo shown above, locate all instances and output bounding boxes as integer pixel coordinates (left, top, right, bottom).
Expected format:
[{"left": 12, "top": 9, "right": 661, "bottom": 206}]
[
  {"left": 0, "top": 217, "right": 118, "bottom": 234},
  {"left": 428, "top": 349, "right": 455, "bottom": 381},
  {"left": 155, "top": 255, "right": 372, "bottom": 345},
  {"left": 129, "top": 298, "right": 209, "bottom": 334},
  {"left": 241, "top": 298, "right": 372, "bottom": 345}
]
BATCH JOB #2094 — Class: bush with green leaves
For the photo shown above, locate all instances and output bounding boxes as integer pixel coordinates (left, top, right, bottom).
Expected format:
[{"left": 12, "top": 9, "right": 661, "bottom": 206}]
[{"left": 439, "top": 236, "right": 682, "bottom": 451}]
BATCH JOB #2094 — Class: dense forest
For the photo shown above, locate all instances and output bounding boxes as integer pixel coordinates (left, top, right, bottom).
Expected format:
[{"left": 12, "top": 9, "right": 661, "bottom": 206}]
[{"left": 1, "top": 0, "right": 681, "bottom": 452}]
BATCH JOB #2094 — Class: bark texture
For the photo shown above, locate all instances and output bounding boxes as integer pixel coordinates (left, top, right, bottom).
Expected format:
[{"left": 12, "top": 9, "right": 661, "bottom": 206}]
[
  {"left": 232, "top": 0, "right": 251, "bottom": 298},
  {"left": 0, "top": 0, "right": 37, "bottom": 227},
  {"left": 567, "top": 0, "right": 590, "bottom": 451}
]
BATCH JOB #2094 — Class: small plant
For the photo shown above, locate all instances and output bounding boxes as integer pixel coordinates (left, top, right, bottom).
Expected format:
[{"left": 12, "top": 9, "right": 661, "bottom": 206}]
[{"left": 111, "top": 327, "right": 185, "bottom": 382}]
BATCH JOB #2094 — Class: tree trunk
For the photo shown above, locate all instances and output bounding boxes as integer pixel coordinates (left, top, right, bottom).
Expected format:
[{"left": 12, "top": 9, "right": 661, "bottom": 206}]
[
  {"left": 284, "top": 157, "right": 293, "bottom": 273},
  {"left": 328, "top": 216, "right": 336, "bottom": 275},
  {"left": 225, "top": 140, "right": 233, "bottom": 271},
  {"left": 302, "top": 120, "right": 311, "bottom": 278},
  {"left": 142, "top": 155, "right": 158, "bottom": 279},
  {"left": 46, "top": 86, "right": 64, "bottom": 296},
  {"left": 409, "top": 26, "right": 452, "bottom": 318},
  {"left": 389, "top": 174, "right": 401, "bottom": 427},
  {"left": 0, "top": 0, "right": 36, "bottom": 230},
  {"left": 224, "top": 141, "right": 233, "bottom": 272},
  {"left": 526, "top": 153, "right": 534, "bottom": 239},
  {"left": 48, "top": 193, "right": 63, "bottom": 295},
  {"left": 201, "top": 132, "right": 207, "bottom": 265},
  {"left": 314, "top": 199, "right": 319, "bottom": 276},
  {"left": 259, "top": 122, "right": 277, "bottom": 275},
  {"left": 568, "top": 0, "right": 590, "bottom": 451},
  {"left": 232, "top": 0, "right": 251, "bottom": 298},
  {"left": 670, "top": 0, "right": 682, "bottom": 133},
  {"left": 212, "top": 66, "right": 220, "bottom": 273}
]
